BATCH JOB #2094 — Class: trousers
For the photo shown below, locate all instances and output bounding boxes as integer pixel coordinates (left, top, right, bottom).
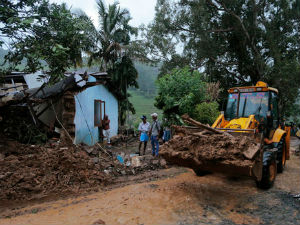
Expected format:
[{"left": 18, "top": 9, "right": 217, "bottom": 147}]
[{"left": 151, "top": 135, "right": 159, "bottom": 156}]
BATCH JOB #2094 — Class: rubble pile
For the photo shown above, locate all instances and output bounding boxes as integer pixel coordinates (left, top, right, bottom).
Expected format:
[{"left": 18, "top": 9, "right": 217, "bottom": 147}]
[
  {"left": 0, "top": 140, "right": 110, "bottom": 200},
  {"left": 160, "top": 129, "right": 260, "bottom": 170},
  {"left": 0, "top": 136, "right": 168, "bottom": 201}
]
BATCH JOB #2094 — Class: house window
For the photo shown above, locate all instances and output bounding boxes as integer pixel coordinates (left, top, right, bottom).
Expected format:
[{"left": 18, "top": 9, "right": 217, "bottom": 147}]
[{"left": 94, "top": 100, "right": 105, "bottom": 127}]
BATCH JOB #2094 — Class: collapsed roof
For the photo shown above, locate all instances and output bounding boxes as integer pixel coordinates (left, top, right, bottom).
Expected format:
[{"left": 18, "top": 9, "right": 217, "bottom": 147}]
[{"left": 0, "top": 71, "right": 109, "bottom": 107}]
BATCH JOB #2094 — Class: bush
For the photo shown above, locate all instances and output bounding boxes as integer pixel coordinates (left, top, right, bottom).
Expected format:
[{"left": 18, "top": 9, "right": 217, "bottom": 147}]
[
  {"left": 155, "top": 67, "right": 206, "bottom": 123},
  {"left": 194, "top": 102, "right": 219, "bottom": 125}
]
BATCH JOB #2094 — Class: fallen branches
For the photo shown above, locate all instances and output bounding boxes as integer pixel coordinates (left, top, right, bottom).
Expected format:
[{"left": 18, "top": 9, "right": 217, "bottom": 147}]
[{"left": 181, "top": 114, "right": 222, "bottom": 134}]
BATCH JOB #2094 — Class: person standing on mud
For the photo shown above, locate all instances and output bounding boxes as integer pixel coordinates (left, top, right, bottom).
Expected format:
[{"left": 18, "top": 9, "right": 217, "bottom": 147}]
[
  {"left": 102, "top": 114, "right": 111, "bottom": 145},
  {"left": 149, "top": 113, "right": 161, "bottom": 157},
  {"left": 138, "top": 115, "right": 150, "bottom": 155}
]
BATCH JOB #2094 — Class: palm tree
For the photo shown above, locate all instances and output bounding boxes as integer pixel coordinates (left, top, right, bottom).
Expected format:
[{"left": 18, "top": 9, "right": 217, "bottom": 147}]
[
  {"left": 89, "top": 0, "right": 139, "bottom": 126},
  {"left": 88, "top": 0, "right": 137, "bottom": 71}
]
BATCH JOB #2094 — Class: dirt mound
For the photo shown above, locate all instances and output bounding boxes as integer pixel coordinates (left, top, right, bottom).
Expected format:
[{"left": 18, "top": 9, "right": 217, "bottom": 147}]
[
  {"left": 160, "top": 132, "right": 260, "bottom": 172},
  {"left": 0, "top": 140, "right": 109, "bottom": 201}
]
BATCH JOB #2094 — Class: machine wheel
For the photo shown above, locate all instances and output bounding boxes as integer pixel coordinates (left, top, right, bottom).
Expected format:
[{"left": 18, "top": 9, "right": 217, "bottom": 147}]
[
  {"left": 193, "top": 168, "right": 211, "bottom": 176},
  {"left": 256, "top": 158, "right": 277, "bottom": 189},
  {"left": 277, "top": 137, "right": 286, "bottom": 173}
]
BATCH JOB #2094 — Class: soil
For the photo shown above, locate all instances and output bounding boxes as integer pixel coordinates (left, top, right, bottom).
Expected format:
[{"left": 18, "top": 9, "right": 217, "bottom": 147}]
[
  {"left": 0, "top": 138, "right": 299, "bottom": 225},
  {"left": 160, "top": 132, "right": 260, "bottom": 170},
  {"left": 0, "top": 138, "right": 109, "bottom": 201}
]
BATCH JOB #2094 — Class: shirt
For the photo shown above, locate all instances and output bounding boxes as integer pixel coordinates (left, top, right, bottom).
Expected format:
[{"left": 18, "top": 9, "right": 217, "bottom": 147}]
[
  {"left": 150, "top": 120, "right": 161, "bottom": 136},
  {"left": 138, "top": 122, "right": 150, "bottom": 133}
]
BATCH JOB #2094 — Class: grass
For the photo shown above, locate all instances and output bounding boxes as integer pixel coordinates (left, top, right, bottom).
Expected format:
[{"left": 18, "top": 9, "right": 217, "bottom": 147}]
[{"left": 128, "top": 90, "right": 162, "bottom": 129}]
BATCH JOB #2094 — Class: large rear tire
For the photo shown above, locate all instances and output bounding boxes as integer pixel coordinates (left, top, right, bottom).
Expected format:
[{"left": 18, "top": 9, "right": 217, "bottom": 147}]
[
  {"left": 256, "top": 158, "right": 277, "bottom": 189},
  {"left": 277, "top": 137, "right": 286, "bottom": 173}
]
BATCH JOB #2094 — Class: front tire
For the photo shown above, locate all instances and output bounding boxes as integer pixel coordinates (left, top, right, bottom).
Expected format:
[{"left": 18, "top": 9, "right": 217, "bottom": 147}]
[{"left": 256, "top": 158, "right": 277, "bottom": 189}]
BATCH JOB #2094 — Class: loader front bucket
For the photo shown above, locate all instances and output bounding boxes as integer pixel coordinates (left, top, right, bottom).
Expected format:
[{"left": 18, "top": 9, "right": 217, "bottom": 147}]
[{"left": 161, "top": 128, "right": 264, "bottom": 182}]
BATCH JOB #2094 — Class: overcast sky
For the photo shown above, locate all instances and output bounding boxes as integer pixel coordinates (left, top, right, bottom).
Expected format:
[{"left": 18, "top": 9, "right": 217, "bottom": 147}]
[{"left": 49, "top": 0, "right": 157, "bottom": 27}]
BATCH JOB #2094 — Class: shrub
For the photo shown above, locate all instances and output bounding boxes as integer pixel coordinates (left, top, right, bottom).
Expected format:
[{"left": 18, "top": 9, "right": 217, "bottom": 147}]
[{"left": 194, "top": 101, "right": 219, "bottom": 125}]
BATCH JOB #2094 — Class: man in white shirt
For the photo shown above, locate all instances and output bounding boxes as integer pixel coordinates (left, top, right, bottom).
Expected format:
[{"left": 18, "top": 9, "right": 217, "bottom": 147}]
[{"left": 138, "top": 115, "right": 150, "bottom": 155}]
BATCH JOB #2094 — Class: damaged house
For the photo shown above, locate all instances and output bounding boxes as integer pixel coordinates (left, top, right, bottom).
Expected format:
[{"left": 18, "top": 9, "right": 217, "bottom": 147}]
[{"left": 0, "top": 71, "right": 118, "bottom": 146}]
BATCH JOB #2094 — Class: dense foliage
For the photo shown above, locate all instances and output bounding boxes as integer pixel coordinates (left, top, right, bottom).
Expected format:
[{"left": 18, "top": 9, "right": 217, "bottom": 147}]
[
  {"left": 155, "top": 67, "right": 219, "bottom": 124},
  {"left": 143, "top": 0, "right": 300, "bottom": 118},
  {"left": 1, "top": 0, "right": 96, "bottom": 83}
]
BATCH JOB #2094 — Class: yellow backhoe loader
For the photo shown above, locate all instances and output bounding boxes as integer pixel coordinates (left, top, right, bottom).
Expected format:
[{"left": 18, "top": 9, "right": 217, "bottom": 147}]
[
  {"left": 210, "top": 81, "right": 290, "bottom": 188},
  {"left": 161, "top": 81, "right": 290, "bottom": 189}
]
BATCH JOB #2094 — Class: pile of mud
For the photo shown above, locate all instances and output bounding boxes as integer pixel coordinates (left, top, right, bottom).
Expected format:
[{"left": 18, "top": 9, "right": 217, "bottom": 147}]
[
  {"left": 0, "top": 136, "right": 168, "bottom": 201},
  {"left": 160, "top": 132, "right": 261, "bottom": 172},
  {"left": 0, "top": 140, "right": 109, "bottom": 200}
]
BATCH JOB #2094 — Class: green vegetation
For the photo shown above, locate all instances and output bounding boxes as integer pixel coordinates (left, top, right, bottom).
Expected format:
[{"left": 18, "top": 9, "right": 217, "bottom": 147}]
[
  {"left": 142, "top": 0, "right": 300, "bottom": 118},
  {"left": 1, "top": 1, "right": 96, "bottom": 83},
  {"left": 155, "top": 67, "right": 219, "bottom": 125},
  {"left": 194, "top": 102, "right": 219, "bottom": 125}
]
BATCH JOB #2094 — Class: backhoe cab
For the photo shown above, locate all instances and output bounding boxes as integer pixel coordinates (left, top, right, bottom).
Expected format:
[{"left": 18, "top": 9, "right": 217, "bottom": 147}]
[{"left": 212, "top": 81, "right": 290, "bottom": 188}]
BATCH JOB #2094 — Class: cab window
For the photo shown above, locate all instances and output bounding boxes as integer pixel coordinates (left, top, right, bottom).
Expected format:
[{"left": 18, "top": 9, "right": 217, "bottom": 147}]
[
  {"left": 270, "top": 92, "right": 278, "bottom": 119},
  {"left": 238, "top": 92, "right": 269, "bottom": 120},
  {"left": 225, "top": 93, "right": 238, "bottom": 120}
]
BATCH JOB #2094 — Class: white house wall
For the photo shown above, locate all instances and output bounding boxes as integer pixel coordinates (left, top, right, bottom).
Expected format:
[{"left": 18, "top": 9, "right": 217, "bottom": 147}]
[{"left": 74, "top": 84, "right": 118, "bottom": 146}]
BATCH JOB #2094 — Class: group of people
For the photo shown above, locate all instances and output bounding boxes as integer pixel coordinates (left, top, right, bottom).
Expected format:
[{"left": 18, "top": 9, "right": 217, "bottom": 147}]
[
  {"left": 137, "top": 113, "right": 170, "bottom": 156},
  {"left": 101, "top": 112, "right": 171, "bottom": 156}
]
